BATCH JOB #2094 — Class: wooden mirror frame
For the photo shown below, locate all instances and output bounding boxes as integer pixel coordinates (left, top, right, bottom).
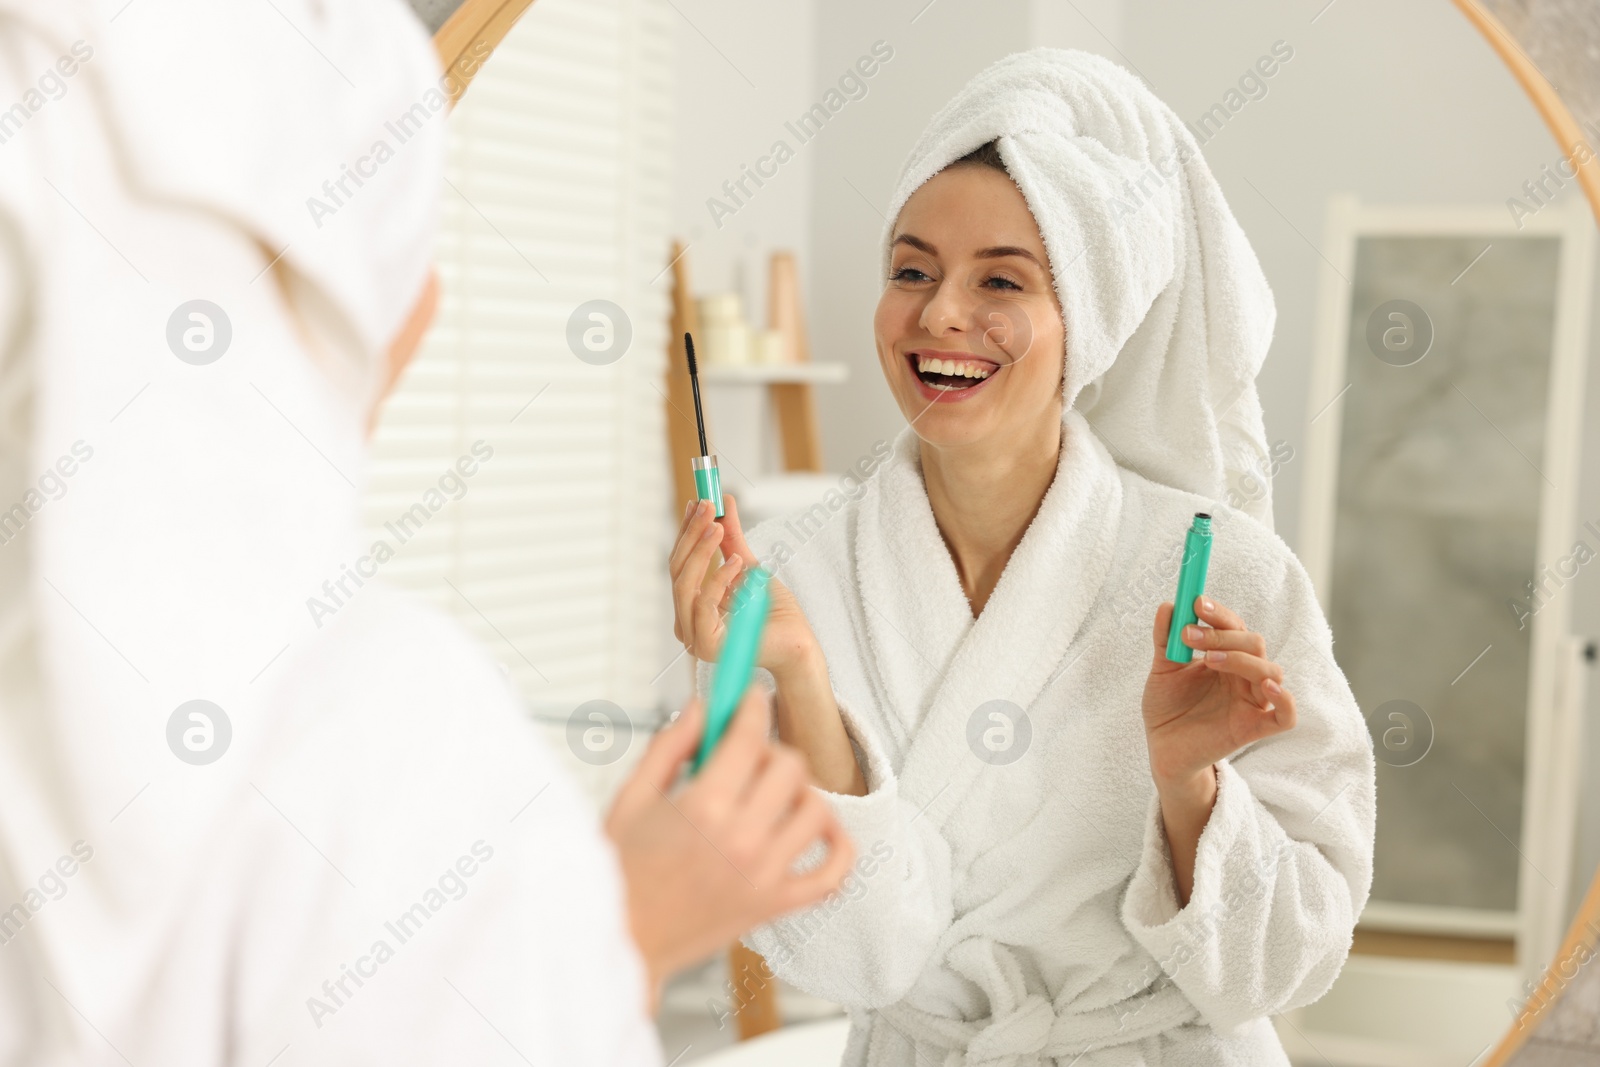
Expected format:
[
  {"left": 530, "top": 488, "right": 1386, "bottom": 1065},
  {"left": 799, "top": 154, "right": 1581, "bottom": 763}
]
[
  {"left": 430, "top": 0, "right": 539, "bottom": 107},
  {"left": 1449, "top": 2, "right": 1600, "bottom": 1062},
  {"left": 1453, "top": 0, "right": 1600, "bottom": 226}
]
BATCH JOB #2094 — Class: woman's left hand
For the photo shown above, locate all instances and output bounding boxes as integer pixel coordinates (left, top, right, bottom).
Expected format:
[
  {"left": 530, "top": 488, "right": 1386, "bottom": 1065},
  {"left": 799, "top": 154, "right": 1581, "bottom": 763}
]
[{"left": 1142, "top": 596, "right": 1297, "bottom": 791}]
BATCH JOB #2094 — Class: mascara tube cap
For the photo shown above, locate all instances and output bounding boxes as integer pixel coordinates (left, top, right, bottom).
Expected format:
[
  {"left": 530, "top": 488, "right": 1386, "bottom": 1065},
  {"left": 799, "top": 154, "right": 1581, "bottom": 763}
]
[{"left": 691, "top": 455, "right": 724, "bottom": 518}]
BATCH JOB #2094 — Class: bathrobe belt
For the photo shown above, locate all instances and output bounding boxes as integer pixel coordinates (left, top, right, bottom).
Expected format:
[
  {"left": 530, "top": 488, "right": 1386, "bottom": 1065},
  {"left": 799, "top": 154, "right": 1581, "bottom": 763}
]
[{"left": 874, "top": 976, "right": 1199, "bottom": 1066}]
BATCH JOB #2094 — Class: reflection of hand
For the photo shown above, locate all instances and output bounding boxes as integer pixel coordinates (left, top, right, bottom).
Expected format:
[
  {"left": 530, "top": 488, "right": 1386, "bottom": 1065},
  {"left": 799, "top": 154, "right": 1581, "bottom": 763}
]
[
  {"left": 1142, "top": 596, "right": 1296, "bottom": 786},
  {"left": 603, "top": 691, "right": 855, "bottom": 1012},
  {"left": 1141, "top": 597, "right": 1297, "bottom": 905},
  {"left": 668, "top": 493, "right": 820, "bottom": 677},
  {"left": 667, "top": 493, "right": 866, "bottom": 797}
]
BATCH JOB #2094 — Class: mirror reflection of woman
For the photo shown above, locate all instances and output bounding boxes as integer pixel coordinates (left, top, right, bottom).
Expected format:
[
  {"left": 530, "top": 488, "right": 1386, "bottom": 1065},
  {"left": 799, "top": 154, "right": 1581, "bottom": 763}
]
[{"left": 672, "top": 49, "right": 1376, "bottom": 1065}]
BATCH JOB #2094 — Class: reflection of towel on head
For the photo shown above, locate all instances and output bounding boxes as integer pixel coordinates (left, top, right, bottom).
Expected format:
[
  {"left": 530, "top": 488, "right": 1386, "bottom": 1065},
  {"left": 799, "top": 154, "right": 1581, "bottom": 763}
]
[
  {"left": 0, "top": 2, "right": 659, "bottom": 1064},
  {"left": 882, "top": 47, "right": 1279, "bottom": 529}
]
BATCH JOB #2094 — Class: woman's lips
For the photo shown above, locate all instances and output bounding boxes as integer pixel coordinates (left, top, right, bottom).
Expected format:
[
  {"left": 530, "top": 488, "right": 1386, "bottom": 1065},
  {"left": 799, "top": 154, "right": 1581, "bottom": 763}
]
[{"left": 903, "top": 350, "right": 1002, "bottom": 403}]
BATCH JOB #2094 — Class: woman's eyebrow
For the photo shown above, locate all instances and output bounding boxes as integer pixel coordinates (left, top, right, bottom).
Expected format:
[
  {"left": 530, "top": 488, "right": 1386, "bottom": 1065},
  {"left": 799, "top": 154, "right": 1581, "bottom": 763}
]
[
  {"left": 892, "top": 234, "right": 1041, "bottom": 267},
  {"left": 975, "top": 245, "right": 1041, "bottom": 265},
  {"left": 892, "top": 233, "right": 937, "bottom": 255}
]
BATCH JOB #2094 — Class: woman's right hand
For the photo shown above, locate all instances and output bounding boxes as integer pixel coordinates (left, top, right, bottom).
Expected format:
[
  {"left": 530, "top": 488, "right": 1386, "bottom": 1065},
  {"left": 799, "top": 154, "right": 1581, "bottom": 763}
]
[
  {"left": 669, "top": 493, "right": 818, "bottom": 677},
  {"left": 668, "top": 493, "right": 867, "bottom": 798}
]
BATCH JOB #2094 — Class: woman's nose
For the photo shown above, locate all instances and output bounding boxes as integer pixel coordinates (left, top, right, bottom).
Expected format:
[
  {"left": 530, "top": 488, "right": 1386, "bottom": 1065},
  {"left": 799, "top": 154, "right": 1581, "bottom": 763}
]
[{"left": 918, "top": 279, "right": 977, "bottom": 339}]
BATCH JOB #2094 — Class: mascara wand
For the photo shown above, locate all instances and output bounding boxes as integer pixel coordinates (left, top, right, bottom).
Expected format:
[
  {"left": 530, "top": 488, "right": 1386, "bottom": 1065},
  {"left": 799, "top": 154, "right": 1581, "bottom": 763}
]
[{"left": 684, "top": 331, "right": 723, "bottom": 517}]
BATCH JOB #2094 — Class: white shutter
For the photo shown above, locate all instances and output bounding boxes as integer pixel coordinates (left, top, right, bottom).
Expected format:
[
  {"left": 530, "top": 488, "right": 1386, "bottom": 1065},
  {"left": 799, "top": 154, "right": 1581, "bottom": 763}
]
[{"left": 365, "top": 0, "right": 672, "bottom": 723}]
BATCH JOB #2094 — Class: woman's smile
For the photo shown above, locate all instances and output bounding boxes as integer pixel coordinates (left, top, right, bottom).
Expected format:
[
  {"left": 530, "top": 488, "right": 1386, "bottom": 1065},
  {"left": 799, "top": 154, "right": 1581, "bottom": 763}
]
[{"left": 903, "top": 349, "right": 1004, "bottom": 400}]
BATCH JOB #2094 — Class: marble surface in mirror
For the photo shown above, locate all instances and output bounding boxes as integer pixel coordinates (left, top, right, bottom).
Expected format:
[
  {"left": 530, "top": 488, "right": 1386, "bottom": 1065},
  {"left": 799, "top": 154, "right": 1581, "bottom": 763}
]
[{"left": 1332, "top": 233, "right": 1560, "bottom": 912}]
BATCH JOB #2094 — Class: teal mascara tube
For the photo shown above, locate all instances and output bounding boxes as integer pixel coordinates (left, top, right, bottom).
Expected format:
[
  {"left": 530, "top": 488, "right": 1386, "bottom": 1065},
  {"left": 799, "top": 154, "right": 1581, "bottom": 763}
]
[
  {"left": 1165, "top": 512, "right": 1213, "bottom": 663},
  {"left": 691, "top": 566, "right": 772, "bottom": 774}
]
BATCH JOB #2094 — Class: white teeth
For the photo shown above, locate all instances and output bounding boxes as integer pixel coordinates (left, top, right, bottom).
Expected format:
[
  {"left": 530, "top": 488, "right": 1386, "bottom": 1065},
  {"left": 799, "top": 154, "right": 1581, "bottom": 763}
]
[{"left": 915, "top": 356, "right": 994, "bottom": 382}]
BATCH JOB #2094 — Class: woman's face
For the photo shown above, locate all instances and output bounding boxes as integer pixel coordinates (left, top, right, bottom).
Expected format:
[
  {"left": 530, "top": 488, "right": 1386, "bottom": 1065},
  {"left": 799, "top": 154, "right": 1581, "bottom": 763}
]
[{"left": 874, "top": 164, "right": 1065, "bottom": 452}]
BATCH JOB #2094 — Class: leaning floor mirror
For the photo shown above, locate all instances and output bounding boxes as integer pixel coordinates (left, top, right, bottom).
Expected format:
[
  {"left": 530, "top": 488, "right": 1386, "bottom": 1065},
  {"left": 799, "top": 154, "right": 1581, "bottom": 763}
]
[{"left": 1293, "top": 196, "right": 1596, "bottom": 1060}]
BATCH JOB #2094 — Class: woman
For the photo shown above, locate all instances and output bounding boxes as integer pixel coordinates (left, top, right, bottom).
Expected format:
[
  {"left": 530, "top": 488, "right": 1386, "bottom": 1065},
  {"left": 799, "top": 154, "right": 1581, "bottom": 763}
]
[
  {"left": 0, "top": 1, "right": 849, "bottom": 1063},
  {"left": 672, "top": 49, "right": 1375, "bottom": 1065}
]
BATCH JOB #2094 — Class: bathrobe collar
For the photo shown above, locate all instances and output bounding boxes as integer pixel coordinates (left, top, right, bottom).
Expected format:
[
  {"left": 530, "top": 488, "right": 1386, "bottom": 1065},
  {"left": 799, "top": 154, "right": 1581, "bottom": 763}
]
[{"left": 853, "top": 408, "right": 1124, "bottom": 811}]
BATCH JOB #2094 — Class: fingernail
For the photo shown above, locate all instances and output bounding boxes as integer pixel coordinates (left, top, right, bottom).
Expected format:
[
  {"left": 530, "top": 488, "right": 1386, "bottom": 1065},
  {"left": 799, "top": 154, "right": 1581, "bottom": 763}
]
[
  {"left": 1184, "top": 625, "right": 1202, "bottom": 643},
  {"left": 1201, "top": 598, "right": 1214, "bottom": 614},
  {"left": 701, "top": 521, "right": 718, "bottom": 540},
  {"left": 683, "top": 499, "right": 694, "bottom": 520},
  {"left": 1206, "top": 650, "right": 1226, "bottom": 664},
  {"left": 1264, "top": 678, "right": 1282, "bottom": 696}
]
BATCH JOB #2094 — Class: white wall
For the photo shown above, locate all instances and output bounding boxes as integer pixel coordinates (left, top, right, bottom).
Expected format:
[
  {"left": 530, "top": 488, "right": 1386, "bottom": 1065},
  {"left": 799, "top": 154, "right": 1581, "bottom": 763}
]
[
  {"left": 670, "top": 0, "right": 815, "bottom": 328},
  {"left": 1032, "top": 0, "right": 1123, "bottom": 55}
]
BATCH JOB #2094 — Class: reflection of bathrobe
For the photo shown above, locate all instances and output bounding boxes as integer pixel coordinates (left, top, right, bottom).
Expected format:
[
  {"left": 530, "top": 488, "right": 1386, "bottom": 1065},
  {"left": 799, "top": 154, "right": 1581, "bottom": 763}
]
[{"left": 743, "top": 411, "right": 1375, "bottom": 1066}]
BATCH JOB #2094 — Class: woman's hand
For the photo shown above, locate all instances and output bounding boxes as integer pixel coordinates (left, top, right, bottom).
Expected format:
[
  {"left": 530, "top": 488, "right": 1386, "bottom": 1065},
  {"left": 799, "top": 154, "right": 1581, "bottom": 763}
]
[
  {"left": 604, "top": 690, "right": 855, "bottom": 1013},
  {"left": 1141, "top": 596, "right": 1297, "bottom": 904},
  {"left": 669, "top": 493, "right": 818, "bottom": 677},
  {"left": 667, "top": 493, "right": 866, "bottom": 797}
]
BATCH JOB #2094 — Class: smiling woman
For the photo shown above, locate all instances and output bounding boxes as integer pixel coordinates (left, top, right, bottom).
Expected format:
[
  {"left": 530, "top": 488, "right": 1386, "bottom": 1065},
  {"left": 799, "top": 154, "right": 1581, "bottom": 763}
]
[{"left": 671, "top": 48, "right": 1376, "bottom": 1067}]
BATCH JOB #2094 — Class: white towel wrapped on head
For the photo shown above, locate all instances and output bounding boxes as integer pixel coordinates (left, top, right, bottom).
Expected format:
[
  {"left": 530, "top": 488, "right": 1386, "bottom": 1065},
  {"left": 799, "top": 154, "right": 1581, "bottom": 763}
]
[{"left": 882, "top": 47, "right": 1279, "bottom": 529}]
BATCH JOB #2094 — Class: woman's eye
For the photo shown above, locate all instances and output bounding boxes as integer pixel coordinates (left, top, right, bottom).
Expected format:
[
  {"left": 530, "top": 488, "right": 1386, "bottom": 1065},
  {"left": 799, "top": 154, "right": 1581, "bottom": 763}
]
[
  {"left": 890, "top": 266, "right": 930, "bottom": 283},
  {"left": 985, "top": 275, "right": 1022, "bottom": 291}
]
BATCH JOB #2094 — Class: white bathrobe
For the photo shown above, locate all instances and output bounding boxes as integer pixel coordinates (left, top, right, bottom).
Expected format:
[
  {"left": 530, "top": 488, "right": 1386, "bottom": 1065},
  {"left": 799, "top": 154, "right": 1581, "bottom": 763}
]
[{"left": 739, "top": 411, "right": 1376, "bottom": 1066}]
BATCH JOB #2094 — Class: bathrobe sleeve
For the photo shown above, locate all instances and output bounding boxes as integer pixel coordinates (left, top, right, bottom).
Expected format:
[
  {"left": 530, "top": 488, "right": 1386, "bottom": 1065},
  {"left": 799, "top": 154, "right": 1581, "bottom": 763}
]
[
  {"left": 700, "top": 664, "right": 955, "bottom": 1009},
  {"left": 757, "top": 694, "right": 958, "bottom": 1008},
  {"left": 1119, "top": 539, "right": 1377, "bottom": 1034}
]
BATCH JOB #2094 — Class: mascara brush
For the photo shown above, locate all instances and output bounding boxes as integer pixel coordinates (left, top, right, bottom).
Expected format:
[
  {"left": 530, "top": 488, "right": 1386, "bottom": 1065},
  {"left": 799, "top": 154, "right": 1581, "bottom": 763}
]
[{"left": 684, "top": 331, "right": 724, "bottom": 518}]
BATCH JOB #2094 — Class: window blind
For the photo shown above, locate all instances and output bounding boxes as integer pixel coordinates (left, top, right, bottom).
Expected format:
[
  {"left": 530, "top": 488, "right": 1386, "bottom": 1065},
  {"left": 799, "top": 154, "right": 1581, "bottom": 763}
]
[{"left": 365, "top": 0, "right": 673, "bottom": 738}]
